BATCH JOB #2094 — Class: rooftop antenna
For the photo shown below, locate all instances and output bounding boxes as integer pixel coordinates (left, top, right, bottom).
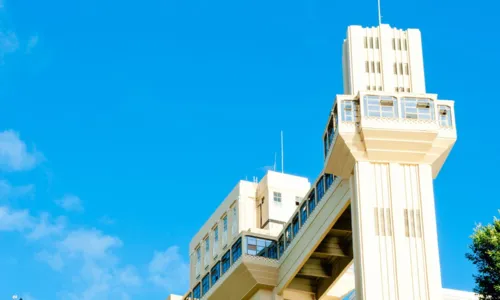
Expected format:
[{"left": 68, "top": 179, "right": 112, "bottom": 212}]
[
  {"left": 274, "top": 152, "right": 277, "bottom": 171},
  {"left": 280, "top": 131, "right": 284, "bottom": 173},
  {"left": 377, "top": 0, "right": 382, "bottom": 26}
]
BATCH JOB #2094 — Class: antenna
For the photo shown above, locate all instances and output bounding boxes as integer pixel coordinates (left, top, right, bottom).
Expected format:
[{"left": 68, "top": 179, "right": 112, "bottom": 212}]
[
  {"left": 280, "top": 131, "right": 284, "bottom": 173},
  {"left": 274, "top": 152, "right": 277, "bottom": 171},
  {"left": 377, "top": 0, "right": 382, "bottom": 26}
]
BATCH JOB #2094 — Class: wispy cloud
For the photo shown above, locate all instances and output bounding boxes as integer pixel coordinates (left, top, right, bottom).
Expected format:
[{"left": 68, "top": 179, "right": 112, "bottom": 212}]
[
  {"left": 0, "top": 206, "right": 32, "bottom": 231},
  {"left": 0, "top": 130, "right": 43, "bottom": 172},
  {"left": 0, "top": 180, "right": 34, "bottom": 201},
  {"left": 148, "top": 246, "right": 189, "bottom": 292},
  {"left": 26, "top": 34, "right": 38, "bottom": 53},
  {"left": 56, "top": 194, "right": 84, "bottom": 212},
  {"left": 27, "top": 213, "right": 65, "bottom": 240}
]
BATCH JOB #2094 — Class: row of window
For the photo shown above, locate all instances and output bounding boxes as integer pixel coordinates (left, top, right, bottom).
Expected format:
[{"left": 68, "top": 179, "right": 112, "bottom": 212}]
[
  {"left": 363, "top": 37, "right": 408, "bottom": 51},
  {"left": 373, "top": 208, "right": 423, "bottom": 238},
  {"left": 277, "top": 173, "right": 336, "bottom": 259},
  {"left": 394, "top": 62, "right": 410, "bottom": 75},
  {"left": 187, "top": 236, "right": 275, "bottom": 300},
  {"left": 323, "top": 96, "right": 453, "bottom": 157},
  {"left": 195, "top": 205, "right": 238, "bottom": 277},
  {"left": 365, "top": 61, "right": 381, "bottom": 74}
]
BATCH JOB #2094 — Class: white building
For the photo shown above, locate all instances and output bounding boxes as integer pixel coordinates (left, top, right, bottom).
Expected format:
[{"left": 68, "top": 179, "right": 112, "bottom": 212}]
[{"left": 169, "top": 24, "right": 475, "bottom": 300}]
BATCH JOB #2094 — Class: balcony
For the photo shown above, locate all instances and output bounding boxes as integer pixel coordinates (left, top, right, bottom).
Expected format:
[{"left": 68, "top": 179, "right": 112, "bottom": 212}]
[{"left": 323, "top": 92, "right": 457, "bottom": 179}]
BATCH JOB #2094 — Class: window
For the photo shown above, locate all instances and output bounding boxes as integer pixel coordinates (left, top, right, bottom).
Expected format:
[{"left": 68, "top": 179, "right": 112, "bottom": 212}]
[
  {"left": 202, "top": 274, "right": 210, "bottom": 296},
  {"left": 364, "top": 36, "right": 368, "bottom": 48},
  {"left": 363, "top": 95, "right": 398, "bottom": 118},
  {"left": 406, "top": 87, "right": 411, "bottom": 92},
  {"left": 213, "top": 226, "right": 219, "bottom": 257},
  {"left": 325, "top": 173, "right": 334, "bottom": 191},
  {"left": 245, "top": 236, "right": 277, "bottom": 258},
  {"left": 316, "top": 177, "right": 325, "bottom": 202},
  {"left": 397, "top": 38, "right": 402, "bottom": 50},
  {"left": 292, "top": 214, "right": 300, "bottom": 237},
  {"left": 378, "top": 86, "right": 382, "bottom": 91},
  {"left": 231, "top": 238, "right": 242, "bottom": 263},
  {"left": 366, "top": 85, "right": 371, "bottom": 91},
  {"left": 211, "top": 262, "right": 221, "bottom": 286},
  {"left": 221, "top": 250, "right": 231, "bottom": 274},
  {"left": 193, "top": 283, "right": 201, "bottom": 300},
  {"left": 403, "top": 39, "right": 408, "bottom": 50},
  {"left": 273, "top": 192, "right": 282, "bottom": 203},
  {"left": 300, "top": 202, "right": 308, "bottom": 226},
  {"left": 365, "top": 61, "right": 370, "bottom": 73},
  {"left": 404, "top": 209, "right": 422, "bottom": 237},
  {"left": 231, "top": 205, "right": 237, "bottom": 236},
  {"left": 285, "top": 224, "right": 292, "bottom": 248},
  {"left": 371, "top": 61, "right": 375, "bottom": 73},
  {"left": 375, "top": 37, "right": 379, "bottom": 49},
  {"left": 341, "top": 100, "right": 358, "bottom": 122},
  {"left": 399, "top": 63, "right": 403, "bottom": 75},
  {"left": 278, "top": 234, "right": 285, "bottom": 258},
  {"left": 404, "top": 63, "right": 409, "bottom": 75},
  {"left": 308, "top": 192, "right": 316, "bottom": 214},
  {"left": 222, "top": 215, "right": 228, "bottom": 246},
  {"left": 376, "top": 61, "right": 381, "bottom": 73},
  {"left": 204, "top": 237, "right": 210, "bottom": 266},
  {"left": 394, "top": 63, "right": 398, "bottom": 74},
  {"left": 369, "top": 37, "right": 374, "bottom": 48},
  {"left": 400, "top": 97, "right": 435, "bottom": 120},
  {"left": 195, "top": 247, "right": 201, "bottom": 276},
  {"left": 374, "top": 207, "right": 392, "bottom": 236},
  {"left": 438, "top": 105, "right": 452, "bottom": 127},
  {"left": 185, "top": 292, "right": 192, "bottom": 300},
  {"left": 392, "top": 38, "right": 396, "bottom": 50}
]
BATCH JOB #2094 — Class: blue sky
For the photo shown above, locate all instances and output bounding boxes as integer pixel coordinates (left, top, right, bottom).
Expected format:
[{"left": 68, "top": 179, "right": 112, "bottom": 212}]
[{"left": 1, "top": 0, "right": 499, "bottom": 299}]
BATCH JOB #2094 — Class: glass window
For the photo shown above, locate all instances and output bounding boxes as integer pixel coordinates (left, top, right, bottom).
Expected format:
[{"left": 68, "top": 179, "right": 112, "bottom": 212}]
[
  {"left": 375, "top": 37, "right": 379, "bottom": 49},
  {"left": 195, "top": 246, "right": 201, "bottom": 276},
  {"left": 231, "top": 238, "right": 242, "bottom": 263},
  {"left": 292, "top": 214, "right": 300, "bottom": 237},
  {"left": 273, "top": 192, "right": 282, "bottom": 202},
  {"left": 341, "top": 100, "right": 358, "bottom": 122},
  {"left": 211, "top": 262, "right": 221, "bottom": 286},
  {"left": 214, "top": 227, "right": 218, "bottom": 242},
  {"left": 221, "top": 250, "right": 231, "bottom": 275},
  {"left": 325, "top": 173, "right": 334, "bottom": 191},
  {"left": 438, "top": 105, "right": 452, "bottom": 127},
  {"left": 316, "top": 177, "right": 325, "bottom": 202},
  {"left": 365, "top": 61, "right": 370, "bottom": 73},
  {"left": 245, "top": 236, "right": 277, "bottom": 258},
  {"left": 185, "top": 292, "right": 192, "bottom": 300},
  {"left": 285, "top": 224, "right": 292, "bottom": 248},
  {"left": 300, "top": 202, "right": 308, "bottom": 226},
  {"left": 400, "top": 97, "right": 435, "bottom": 120},
  {"left": 193, "top": 283, "right": 201, "bottom": 300},
  {"left": 278, "top": 234, "right": 285, "bottom": 258},
  {"left": 308, "top": 192, "right": 316, "bottom": 214},
  {"left": 204, "top": 237, "right": 210, "bottom": 266},
  {"left": 223, "top": 216, "right": 228, "bottom": 232},
  {"left": 363, "top": 95, "right": 398, "bottom": 118},
  {"left": 201, "top": 274, "right": 210, "bottom": 296}
]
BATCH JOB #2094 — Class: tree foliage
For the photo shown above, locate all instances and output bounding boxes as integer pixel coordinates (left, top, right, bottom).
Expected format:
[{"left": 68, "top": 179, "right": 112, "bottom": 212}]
[{"left": 466, "top": 214, "right": 500, "bottom": 300}]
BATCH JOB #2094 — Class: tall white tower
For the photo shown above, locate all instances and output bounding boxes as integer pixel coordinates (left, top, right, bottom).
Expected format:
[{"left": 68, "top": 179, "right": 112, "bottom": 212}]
[{"left": 324, "top": 24, "right": 457, "bottom": 300}]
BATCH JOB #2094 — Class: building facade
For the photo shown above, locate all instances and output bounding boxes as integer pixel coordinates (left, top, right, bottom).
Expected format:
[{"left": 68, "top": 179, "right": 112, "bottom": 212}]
[{"left": 169, "top": 24, "right": 475, "bottom": 300}]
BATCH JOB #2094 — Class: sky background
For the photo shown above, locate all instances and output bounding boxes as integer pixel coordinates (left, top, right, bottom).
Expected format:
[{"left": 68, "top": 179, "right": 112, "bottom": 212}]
[{"left": 1, "top": 0, "right": 499, "bottom": 299}]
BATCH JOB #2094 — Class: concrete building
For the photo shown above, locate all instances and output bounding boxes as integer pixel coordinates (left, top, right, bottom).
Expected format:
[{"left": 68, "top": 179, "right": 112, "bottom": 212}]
[{"left": 168, "top": 24, "right": 475, "bottom": 300}]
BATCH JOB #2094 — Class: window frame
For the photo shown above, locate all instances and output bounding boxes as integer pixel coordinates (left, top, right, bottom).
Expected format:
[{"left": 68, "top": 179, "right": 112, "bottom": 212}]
[{"left": 273, "top": 191, "right": 282, "bottom": 203}]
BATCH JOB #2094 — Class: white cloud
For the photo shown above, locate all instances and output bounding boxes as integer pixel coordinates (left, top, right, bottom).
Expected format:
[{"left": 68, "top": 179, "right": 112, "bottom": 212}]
[
  {"left": 148, "top": 246, "right": 189, "bottom": 292},
  {"left": 58, "top": 229, "right": 122, "bottom": 260},
  {"left": 118, "top": 266, "right": 142, "bottom": 287},
  {"left": 36, "top": 250, "right": 64, "bottom": 271},
  {"left": 0, "top": 206, "right": 32, "bottom": 231},
  {"left": 0, "top": 180, "right": 34, "bottom": 200},
  {"left": 0, "top": 130, "right": 42, "bottom": 172},
  {"left": 27, "top": 213, "right": 65, "bottom": 240},
  {"left": 56, "top": 195, "right": 84, "bottom": 212},
  {"left": 26, "top": 35, "right": 38, "bottom": 53}
]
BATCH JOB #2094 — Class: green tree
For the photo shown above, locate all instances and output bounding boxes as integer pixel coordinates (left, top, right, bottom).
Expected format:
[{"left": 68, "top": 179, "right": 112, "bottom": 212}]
[{"left": 466, "top": 214, "right": 500, "bottom": 300}]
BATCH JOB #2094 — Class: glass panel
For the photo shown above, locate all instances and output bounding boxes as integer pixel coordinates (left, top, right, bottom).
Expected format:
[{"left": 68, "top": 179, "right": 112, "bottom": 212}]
[
  {"left": 438, "top": 105, "right": 452, "bottom": 127},
  {"left": 341, "top": 100, "right": 359, "bottom": 122},
  {"left": 278, "top": 235, "right": 285, "bottom": 258},
  {"left": 363, "top": 95, "right": 398, "bottom": 118},
  {"left": 221, "top": 250, "right": 231, "bottom": 275},
  {"left": 245, "top": 236, "right": 278, "bottom": 259},
  {"left": 400, "top": 97, "right": 435, "bottom": 120},
  {"left": 185, "top": 292, "right": 192, "bottom": 300},
  {"left": 211, "top": 262, "right": 221, "bottom": 286},
  {"left": 285, "top": 225, "right": 292, "bottom": 248},
  {"left": 202, "top": 274, "right": 210, "bottom": 296},
  {"left": 193, "top": 284, "right": 201, "bottom": 300},
  {"left": 316, "top": 177, "right": 325, "bottom": 202},
  {"left": 325, "top": 173, "right": 334, "bottom": 191},
  {"left": 300, "top": 203, "right": 308, "bottom": 226},
  {"left": 292, "top": 214, "right": 300, "bottom": 237},
  {"left": 231, "top": 238, "right": 242, "bottom": 263},
  {"left": 308, "top": 191, "right": 316, "bottom": 214}
]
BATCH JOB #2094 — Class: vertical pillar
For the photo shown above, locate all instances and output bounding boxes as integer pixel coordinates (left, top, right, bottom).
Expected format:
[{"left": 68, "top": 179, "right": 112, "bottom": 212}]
[{"left": 351, "top": 161, "right": 443, "bottom": 300}]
